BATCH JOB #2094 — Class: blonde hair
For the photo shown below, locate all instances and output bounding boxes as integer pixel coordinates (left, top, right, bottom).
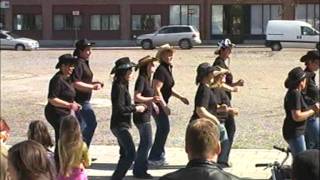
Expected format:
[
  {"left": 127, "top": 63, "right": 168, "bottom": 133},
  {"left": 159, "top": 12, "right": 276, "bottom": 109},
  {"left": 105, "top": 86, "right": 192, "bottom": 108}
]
[
  {"left": 58, "top": 115, "right": 83, "bottom": 177},
  {"left": 28, "top": 120, "right": 53, "bottom": 150}
]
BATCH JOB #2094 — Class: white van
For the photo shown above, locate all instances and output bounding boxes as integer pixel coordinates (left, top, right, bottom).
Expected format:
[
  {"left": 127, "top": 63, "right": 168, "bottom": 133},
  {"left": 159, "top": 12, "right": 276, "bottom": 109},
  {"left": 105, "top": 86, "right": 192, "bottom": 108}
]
[{"left": 265, "top": 20, "right": 320, "bottom": 51}]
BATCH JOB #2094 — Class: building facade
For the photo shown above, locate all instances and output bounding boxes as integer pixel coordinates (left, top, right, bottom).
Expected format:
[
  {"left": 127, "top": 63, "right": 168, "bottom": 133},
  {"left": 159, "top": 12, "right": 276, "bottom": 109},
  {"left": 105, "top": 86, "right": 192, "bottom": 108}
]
[{"left": 1, "top": 0, "right": 319, "bottom": 43}]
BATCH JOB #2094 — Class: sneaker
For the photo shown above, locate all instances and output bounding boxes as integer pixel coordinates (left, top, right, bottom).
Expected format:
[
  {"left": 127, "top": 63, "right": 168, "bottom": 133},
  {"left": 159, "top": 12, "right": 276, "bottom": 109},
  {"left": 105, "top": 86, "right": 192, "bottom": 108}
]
[
  {"left": 148, "top": 159, "right": 168, "bottom": 167},
  {"left": 133, "top": 173, "right": 153, "bottom": 179}
]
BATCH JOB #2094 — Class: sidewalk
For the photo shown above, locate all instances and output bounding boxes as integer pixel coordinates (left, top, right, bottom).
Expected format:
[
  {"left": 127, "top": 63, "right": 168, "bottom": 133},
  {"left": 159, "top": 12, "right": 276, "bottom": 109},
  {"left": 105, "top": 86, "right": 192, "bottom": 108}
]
[{"left": 87, "top": 145, "right": 292, "bottom": 180}]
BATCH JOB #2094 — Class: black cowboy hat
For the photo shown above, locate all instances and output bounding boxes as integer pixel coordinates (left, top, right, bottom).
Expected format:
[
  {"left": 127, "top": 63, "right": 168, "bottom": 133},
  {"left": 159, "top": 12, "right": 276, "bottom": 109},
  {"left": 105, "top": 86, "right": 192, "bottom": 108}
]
[
  {"left": 300, "top": 50, "right": 320, "bottom": 62},
  {"left": 55, "top": 54, "right": 78, "bottom": 69},
  {"left": 284, "top": 67, "right": 308, "bottom": 89},
  {"left": 196, "top": 63, "right": 215, "bottom": 84},
  {"left": 110, "top": 57, "right": 137, "bottom": 74},
  {"left": 75, "top": 38, "right": 95, "bottom": 50}
]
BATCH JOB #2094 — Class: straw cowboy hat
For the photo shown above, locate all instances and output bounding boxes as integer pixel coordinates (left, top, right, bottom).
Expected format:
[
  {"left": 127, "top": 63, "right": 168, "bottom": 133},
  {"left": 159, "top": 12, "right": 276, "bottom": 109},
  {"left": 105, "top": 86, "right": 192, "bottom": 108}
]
[
  {"left": 214, "top": 38, "right": 236, "bottom": 55},
  {"left": 110, "top": 57, "right": 136, "bottom": 74},
  {"left": 212, "top": 66, "right": 229, "bottom": 77},
  {"left": 156, "top": 44, "right": 175, "bottom": 59},
  {"left": 135, "top": 55, "right": 159, "bottom": 71}
]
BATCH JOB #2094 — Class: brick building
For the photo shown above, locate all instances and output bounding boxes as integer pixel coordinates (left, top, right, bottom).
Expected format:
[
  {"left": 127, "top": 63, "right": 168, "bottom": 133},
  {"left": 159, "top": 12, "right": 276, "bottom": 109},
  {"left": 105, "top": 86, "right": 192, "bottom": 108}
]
[{"left": 0, "top": 0, "right": 319, "bottom": 43}]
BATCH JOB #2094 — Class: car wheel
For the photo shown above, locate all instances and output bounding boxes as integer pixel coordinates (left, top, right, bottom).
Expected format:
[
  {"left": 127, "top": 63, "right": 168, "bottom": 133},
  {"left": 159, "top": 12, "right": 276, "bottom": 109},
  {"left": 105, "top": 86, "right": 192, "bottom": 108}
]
[
  {"left": 316, "top": 43, "right": 320, "bottom": 50},
  {"left": 179, "top": 39, "right": 191, "bottom": 49},
  {"left": 271, "top": 42, "right": 282, "bottom": 51},
  {"left": 15, "top": 44, "right": 25, "bottom": 51},
  {"left": 141, "top": 40, "right": 153, "bottom": 50}
]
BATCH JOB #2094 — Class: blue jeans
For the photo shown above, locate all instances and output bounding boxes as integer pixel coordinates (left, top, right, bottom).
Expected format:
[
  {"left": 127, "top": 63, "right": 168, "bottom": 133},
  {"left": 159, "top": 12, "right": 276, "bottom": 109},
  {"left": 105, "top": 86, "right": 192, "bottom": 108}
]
[
  {"left": 218, "top": 123, "right": 229, "bottom": 164},
  {"left": 111, "top": 127, "right": 136, "bottom": 180},
  {"left": 286, "top": 135, "right": 306, "bottom": 157},
  {"left": 77, "top": 101, "right": 97, "bottom": 147},
  {"left": 148, "top": 108, "right": 170, "bottom": 161},
  {"left": 305, "top": 116, "right": 320, "bottom": 149},
  {"left": 133, "top": 122, "right": 152, "bottom": 175}
]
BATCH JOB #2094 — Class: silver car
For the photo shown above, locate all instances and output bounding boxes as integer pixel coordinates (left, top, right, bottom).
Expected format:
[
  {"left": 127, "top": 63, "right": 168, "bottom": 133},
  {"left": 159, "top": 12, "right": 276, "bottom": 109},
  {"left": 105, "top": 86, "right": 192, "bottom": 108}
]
[
  {"left": 0, "top": 30, "right": 39, "bottom": 50},
  {"left": 136, "top": 25, "right": 202, "bottom": 49}
]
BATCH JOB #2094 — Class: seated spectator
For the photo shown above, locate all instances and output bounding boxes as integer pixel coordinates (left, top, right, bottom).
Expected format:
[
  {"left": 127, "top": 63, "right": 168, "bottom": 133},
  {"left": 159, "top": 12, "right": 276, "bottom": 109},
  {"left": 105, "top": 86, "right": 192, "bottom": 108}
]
[
  {"left": 28, "top": 120, "right": 56, "bottom": 172},
  {"left": 0, "top": 118, "right": 10, "bottom": 180},
  {"left": 292, "top": 149, "right": 319, "bottom": 180},
  {"left": 159, "top": 118, "right": 240, "bottom": 180},
  {"left": 7, "top": 140, "right": 56, "bottom": 180}
]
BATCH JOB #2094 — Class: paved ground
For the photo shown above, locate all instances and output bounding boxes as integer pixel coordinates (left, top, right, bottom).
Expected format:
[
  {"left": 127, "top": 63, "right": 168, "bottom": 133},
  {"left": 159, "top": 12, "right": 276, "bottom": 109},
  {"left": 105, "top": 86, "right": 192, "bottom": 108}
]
[{"left": 87, "top": 145, "right": 292, "bottom": 180}]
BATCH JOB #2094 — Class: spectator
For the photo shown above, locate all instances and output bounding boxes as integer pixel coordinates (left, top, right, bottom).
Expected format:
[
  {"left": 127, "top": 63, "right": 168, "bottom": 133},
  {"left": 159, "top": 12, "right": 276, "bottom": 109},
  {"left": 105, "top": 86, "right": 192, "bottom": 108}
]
[
  {"left": 7, "top": 140, "right": 56, "bottom": 180},
  {"left": 58, "top": 115, "right": 91, "bottom": 180},
  {"left": 300, "top": 50, "right": 320, "bottom": 149},
  {"left": 292, "top": 149, "right": 319, "bottom": 180},
  {"left": 159, "top": 118, "right": 240, "bottom": 180},
  {"left": 0, "top": 119, "right": 10, "bottom": 180},
  {"left": 27, "top": 120, "right": 56, "bottom": 172}
]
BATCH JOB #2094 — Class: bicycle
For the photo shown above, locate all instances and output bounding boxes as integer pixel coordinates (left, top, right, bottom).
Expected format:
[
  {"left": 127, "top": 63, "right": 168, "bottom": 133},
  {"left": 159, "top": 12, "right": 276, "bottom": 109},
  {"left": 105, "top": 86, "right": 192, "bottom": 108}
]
[{"left": 255, "top": 146, "right": 292, "bottom": 180}]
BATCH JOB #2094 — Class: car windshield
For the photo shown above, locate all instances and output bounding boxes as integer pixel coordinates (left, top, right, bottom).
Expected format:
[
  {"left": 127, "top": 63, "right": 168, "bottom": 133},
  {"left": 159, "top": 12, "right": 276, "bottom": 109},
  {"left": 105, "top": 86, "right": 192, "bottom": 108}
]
[{"left": 7, "top": 32, "right": 20, "bottom": 38}]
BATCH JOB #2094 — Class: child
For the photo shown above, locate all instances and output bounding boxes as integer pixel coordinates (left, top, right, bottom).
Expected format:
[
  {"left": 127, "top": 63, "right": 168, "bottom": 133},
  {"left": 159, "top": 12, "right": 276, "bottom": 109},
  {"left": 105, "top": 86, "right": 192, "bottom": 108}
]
[
  {"left": 58, "top": 115, "right": 91, "bottom": 180},
  {"left": 28, "top": 120, "right": 56, "bottom": 172},
  {"left": 0, "top": 118, "right": 10, "bottom": 180}
]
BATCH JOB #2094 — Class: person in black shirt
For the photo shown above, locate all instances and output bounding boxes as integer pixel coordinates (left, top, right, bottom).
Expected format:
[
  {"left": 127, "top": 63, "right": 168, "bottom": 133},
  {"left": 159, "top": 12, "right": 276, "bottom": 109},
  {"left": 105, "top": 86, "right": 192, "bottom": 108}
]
[
  {"left": 132, "top": 55, "right": 161, "bottom": 179},
  {"left": 211, "top": 66, "right": 239, "bottom": 168},
  {"left": 72, "top": 39, "right": 103, "bottom": 147},
  {"left": 300, "top": 51, "right": 320, "bottom": 149},
  {"left": 159, "top": 118, "right": 241, "bottom": 180},
  {"left": 283, "top": 67, "right": 319, "bottom": 156},
  {"left": 44, "top": 54, "right": 81, "bottom": 164},
  {"left": 148, "top": 44, "right": 189, "bottom": 167},
  {"left": 213, "top": 39, "right": 243, "bottom": 167},
  {"left": 110, "top": 57, "right": 146, "bottom": 180}
]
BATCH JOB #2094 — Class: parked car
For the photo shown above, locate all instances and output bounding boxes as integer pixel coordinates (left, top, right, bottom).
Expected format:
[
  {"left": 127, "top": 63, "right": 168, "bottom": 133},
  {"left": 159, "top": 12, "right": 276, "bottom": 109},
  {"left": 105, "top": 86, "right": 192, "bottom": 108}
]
[
  {"left": 136, "top": 25, "right": 202, "bottom": 49},
  {"left": 0, "top": 30, "right": 39, "bottom": 50},
  {"left": 265, "top": 20, "right": 320, "bottom": 51}
]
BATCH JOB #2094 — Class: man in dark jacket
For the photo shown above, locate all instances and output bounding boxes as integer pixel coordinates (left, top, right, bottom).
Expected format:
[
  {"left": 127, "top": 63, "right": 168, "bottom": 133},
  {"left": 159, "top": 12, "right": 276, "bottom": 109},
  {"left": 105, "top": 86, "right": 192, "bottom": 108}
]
[{"left": 159, "top": 118, "right": 240, "bottom": 180}]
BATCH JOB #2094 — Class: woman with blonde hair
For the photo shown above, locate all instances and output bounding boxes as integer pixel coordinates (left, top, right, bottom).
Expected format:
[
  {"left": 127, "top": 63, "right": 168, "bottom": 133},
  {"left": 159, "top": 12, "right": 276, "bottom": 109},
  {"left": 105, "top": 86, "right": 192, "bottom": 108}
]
[{"left": 58, "top": 115, "right": 91, "bottom": 180}]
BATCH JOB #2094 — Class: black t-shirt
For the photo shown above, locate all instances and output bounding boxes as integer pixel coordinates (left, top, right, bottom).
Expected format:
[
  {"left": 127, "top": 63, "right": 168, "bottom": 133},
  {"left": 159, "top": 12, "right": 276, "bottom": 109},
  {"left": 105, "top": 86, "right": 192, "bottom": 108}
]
[
  {"left": 71, "top": 58, "right": 93, "bottom": 103},
  {"left": 153, "top": 63, "right": 175, "bottom": 104},
  {"left": 111, "top": 81, "right": 136, "bottom": 129},
  {"left": 211, "top": 87, "right": 231, "bottom": 122},
  {"left": 213, "top": 57, "right": 233, "bottom": 99},
  {"left": 283, "top": 89, "right": 308, "bottom": 140},
  {"left": 133, "top": 75, "right": 154, "bottom": 124},
  {"left": 191, "top": 83, "right": 218, "bottom": 121},
  {"left": 45, "top": 72, "right": 76, "bottom": 118},
  {"left": 303, "top": 70, "right": 319, "bottom": 106}
]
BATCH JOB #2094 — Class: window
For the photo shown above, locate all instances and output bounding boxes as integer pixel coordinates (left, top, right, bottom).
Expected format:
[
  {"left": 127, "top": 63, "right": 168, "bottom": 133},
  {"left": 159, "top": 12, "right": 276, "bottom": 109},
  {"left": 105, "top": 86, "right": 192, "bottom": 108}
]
[
  {"left": 132, "top": 15, "right": 161, "bottom": 30},
  {"left": 53, "top": 14, "right": 82, "bottom": 31},
  {"left": 14, "top": 14, "right": 42, "bottom": 30},
  {"left": 301, "top": 26, "right": 317, "bottom": 35},
  {"left": 250, "top": 4, "right": 282, "bottom": 34},
  {"left": 90, "top": 15, "right": 120, "bottom": 30},
  {"left": 0, "top": 33, "right": 7, "bottom": 39},
  {"left": 211, "top": 5, "right": 223, "bottom": 35},
  {"left": 169, "top": 5, "right": 200, "bottom": 29},
  {"left": 158, "top": 27, "right": 173, "bottom": 34},
  {"left": 295, "top": 4, "right": 320, "bottom": 30}
]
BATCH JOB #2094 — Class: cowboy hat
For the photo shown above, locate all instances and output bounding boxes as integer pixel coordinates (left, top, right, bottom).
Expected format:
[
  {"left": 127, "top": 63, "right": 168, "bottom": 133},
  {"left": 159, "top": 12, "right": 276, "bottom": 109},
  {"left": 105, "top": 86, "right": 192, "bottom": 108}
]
[
  {"left": 300, "top": 50, "right": 320, "bottom": 62},
  {"left": 156, "top": 44, "right": 175, "bottom": 59},
  {"left": 135, "top": 55, "right": 159, "bottom": 71},
  {"left": 110, "top": 57, "right": 137, "bottom": 74},
  {"left": 214, "top": 38, "right": 235, "bottom": 54},
  {"left": 196, "top": 63, "right": 215, "bottom": 84},
  {"left": 212, "top": 66, "right": 229, "bottom": 77},
  {"left": 55, "top": 54, "right": 78, "bottom": 69},
  {"left": 284, "top": 67, "right": 307, "bottom": 89}
]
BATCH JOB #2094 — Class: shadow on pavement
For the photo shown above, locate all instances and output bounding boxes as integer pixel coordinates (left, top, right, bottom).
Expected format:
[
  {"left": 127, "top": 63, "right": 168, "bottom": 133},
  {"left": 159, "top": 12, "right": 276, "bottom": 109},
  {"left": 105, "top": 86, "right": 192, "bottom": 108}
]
[{"left": 90, "top": 162, "right": 185, "bottom": 171}]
